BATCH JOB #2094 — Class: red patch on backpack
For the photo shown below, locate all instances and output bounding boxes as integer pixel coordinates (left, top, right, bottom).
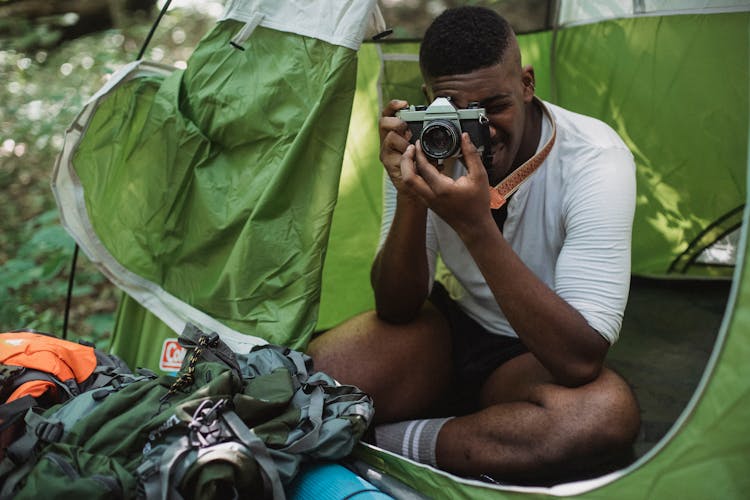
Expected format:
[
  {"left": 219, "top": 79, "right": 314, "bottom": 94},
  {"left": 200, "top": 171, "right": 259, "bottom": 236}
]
[{"left": 159, "top": 339, "right": 186, "bottom": 372}]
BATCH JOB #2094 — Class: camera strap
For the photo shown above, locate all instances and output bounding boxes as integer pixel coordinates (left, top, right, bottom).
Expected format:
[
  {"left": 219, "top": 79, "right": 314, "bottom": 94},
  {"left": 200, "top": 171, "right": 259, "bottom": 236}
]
[{"left": 489, "top": 98, "right": 556, "bottom": 209}]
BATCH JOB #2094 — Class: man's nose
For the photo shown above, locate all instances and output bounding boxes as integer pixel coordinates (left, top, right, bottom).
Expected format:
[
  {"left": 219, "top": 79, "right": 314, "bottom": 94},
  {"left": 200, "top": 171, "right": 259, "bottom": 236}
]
[{"left": 488, "top": 123, "right": 499, "bottom": 140}]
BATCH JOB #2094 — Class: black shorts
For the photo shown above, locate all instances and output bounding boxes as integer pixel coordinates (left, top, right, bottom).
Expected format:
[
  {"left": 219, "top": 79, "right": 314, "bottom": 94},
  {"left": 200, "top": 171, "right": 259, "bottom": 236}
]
[{"left": 429, "top": 282, "right": 528, "bottom": 411}]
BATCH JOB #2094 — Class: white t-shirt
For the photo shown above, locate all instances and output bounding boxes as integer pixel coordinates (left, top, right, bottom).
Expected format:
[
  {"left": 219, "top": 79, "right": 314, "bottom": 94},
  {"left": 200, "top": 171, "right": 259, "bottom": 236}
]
[{"left": 379, "top": 100, "right": 636, "bottom": 344}]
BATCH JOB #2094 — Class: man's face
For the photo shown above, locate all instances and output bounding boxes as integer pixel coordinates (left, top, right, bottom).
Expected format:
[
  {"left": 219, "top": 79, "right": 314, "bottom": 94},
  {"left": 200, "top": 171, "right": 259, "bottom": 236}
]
[{"left": 425, "top": 60, "right": 534, "bottom": 185}]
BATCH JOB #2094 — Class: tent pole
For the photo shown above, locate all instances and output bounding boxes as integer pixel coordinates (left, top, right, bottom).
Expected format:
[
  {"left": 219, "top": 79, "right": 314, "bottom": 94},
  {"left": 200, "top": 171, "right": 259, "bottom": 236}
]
[{"left": 549, "top": 0, "right": 561, "bottom": 103}]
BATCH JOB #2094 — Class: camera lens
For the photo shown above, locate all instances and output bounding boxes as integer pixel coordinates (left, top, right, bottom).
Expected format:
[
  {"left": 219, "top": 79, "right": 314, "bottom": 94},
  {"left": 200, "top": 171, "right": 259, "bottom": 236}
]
[{"left": 420, "top": 120, "right": 460, "bottom": 160}]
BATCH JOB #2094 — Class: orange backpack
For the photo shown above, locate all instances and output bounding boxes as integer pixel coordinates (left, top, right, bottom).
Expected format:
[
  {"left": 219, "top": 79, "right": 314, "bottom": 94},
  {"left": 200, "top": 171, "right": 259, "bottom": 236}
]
[{"left": 0, "top": 331, "right": 133, "bottom": 455}]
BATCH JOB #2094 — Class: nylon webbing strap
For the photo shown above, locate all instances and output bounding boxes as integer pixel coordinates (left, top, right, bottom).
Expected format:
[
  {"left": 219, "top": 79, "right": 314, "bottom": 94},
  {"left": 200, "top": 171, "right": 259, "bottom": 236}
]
[
  {"left": 222, "top": 411, "right": 285, "bottom": 500},
  {"left": 279, "top": 385, "right": 325, "bottom": 455},
  {"left": 0, "top": 396, "right": 35, "bottom": 430},
  {"left": 0, "top": 411, "right": 64, "bottom": 498},
  {"left": 489, "top": 97, "right": 556, "bottom": 209}
]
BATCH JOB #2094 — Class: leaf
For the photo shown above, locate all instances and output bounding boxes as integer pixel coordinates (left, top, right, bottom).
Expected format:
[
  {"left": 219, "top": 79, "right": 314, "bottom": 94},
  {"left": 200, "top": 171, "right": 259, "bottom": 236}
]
[
  {"left": 34, "top": 209, "right": 63, "bottom": 226},
  {"left": 71, "top": 284, "right": 94, "bottom": 297},
  {"left": 36, "top": 252, "right": 69, "bottom": 281},
  {"left": 84, "top": 312, "right": 114, "bottom": 347},
  {"left": 29, "top": 280, "right": 68, "bottom": 302},
  {"left": 21, "top": 224, "right": 74, "bottom": 256},
  {"left": 0, "top": 258, "right": 38, "bottom": 289}
]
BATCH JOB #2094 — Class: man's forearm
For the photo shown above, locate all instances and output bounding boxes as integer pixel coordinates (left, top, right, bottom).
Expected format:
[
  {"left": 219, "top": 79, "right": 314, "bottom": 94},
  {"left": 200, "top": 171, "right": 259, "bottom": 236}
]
[
  {"left": 458, "top": 218, "right": 609, "bottom": 386},
  {"left": 371, "top": 197, "right": 431, "bottom": 323}
]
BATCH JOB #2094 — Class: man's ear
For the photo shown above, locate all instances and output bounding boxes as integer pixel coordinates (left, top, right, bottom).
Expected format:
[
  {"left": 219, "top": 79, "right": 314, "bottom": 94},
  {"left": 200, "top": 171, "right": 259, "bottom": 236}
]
[
  {"left": 421, "top": 83, "right": 433, "bottom": 103},
  {"left": 521, "top": 65, "right": 536, "bottom": 102}
]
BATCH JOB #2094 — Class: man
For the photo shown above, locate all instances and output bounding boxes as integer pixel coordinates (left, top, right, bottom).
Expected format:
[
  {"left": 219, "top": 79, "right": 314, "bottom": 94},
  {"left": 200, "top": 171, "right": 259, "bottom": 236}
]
[{"left": 308, "top": 6, "right": 640, "bottom": 484}]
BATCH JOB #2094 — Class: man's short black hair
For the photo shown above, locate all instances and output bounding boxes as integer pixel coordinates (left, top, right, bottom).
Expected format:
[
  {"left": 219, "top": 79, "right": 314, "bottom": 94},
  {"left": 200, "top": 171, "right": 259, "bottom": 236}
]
[{"left": 419, "top": 6, "right": 514, "bottom": 81}]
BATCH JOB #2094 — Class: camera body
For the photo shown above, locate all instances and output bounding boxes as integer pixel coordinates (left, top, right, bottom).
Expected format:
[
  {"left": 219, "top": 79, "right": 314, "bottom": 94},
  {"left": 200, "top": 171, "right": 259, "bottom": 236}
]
[{"left": 397, "top": 97, "right": 492, "bottom": 167}]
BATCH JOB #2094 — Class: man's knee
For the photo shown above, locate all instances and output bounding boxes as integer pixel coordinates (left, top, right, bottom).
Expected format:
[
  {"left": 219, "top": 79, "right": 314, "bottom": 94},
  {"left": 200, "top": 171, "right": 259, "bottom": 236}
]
[
  {"left": 587, "top": 368, "right": 640, "bottom": 444},
  {"left": 308, "top": 306, "right": 449, "bottom": 373},
  {"left": 307, "top": 311, "right": 397, "bottom": 386},
  {"left": 541, "top": 367, "right": 640, "bottom": 461},
  {"left": 307, "top": 306, "right": 452, "bottom": 422}
]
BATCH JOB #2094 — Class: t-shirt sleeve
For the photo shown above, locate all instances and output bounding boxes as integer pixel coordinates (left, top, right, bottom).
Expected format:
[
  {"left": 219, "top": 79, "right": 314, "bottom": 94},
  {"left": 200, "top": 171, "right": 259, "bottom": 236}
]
[
  {"left": 378, "top": 173, "right": 438, "bottom": 289},
  {"left": 555, "top": 147, "right": 636, "bottom": 344},
  {"left": 377, "top": 173, "right": 397, "bottom": 250}
]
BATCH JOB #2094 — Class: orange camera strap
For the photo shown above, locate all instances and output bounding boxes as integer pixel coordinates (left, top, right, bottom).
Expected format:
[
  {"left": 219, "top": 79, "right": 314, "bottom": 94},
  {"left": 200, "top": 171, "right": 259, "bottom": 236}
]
[{"left": 489, "top": 98, "right": 556, "bottom": 209}]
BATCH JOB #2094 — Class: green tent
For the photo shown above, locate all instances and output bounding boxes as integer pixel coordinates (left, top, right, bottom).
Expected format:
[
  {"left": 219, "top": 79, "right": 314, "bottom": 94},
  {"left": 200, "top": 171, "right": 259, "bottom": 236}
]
[{"left": 53, "top": 0, "right": 749, "bottom": 497}]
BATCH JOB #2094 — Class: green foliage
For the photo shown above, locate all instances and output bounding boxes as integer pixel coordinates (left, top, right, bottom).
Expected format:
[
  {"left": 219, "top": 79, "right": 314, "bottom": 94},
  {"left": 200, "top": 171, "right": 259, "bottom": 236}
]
[
  {"left": 0, "top": 208, "right": 104, "bottom": 336},
  {"left": 0, "top": 17, "right": 63, "bottom": 52},
  {"left": 0, "top": 5, "right": 219, "bottom": 345},
  {"left": 0, "top": 205, "right": 121, "bottom": 344}
]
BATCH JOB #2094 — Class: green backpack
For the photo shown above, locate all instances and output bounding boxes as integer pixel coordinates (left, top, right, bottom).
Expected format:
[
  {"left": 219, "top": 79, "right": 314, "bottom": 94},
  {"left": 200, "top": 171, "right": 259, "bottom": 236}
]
[{"left": 0, "top": 325, "right": 374, "bottom": 499}]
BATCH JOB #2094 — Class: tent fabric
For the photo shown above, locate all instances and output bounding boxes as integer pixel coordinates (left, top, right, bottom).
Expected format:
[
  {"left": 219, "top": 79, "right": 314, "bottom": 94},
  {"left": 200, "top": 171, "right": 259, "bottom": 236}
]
[
  {"left": 50, "top": 1, "right": 749, "bottom": 496},
  {"left": 53, "top": 0, "right": 378, "bottom": 362},
  {"left": 341, "top": 9, "right": 750, "bottom": 499},
  {"left": 551, "top": 13, "right": 748, "bottom": 277},
  {"left": 320, "top": 11, "right": 748, "bottom": 330},
  {"left": 219, "top": 0, "right": 379, "bottom": 51},
  {"left": 558, "top": 0, "right": 750, "bottom": 26},
  {"left": 57, "top": 7, "right": 748, "bottom": 367},
  {"left": 352, "top": 196, "right": 750, "bottom": 498}
]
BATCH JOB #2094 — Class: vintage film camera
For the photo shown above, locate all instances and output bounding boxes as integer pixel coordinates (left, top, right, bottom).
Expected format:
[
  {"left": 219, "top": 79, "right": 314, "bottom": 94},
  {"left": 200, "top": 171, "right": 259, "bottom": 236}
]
[{"left": 397, "top": 97, "right": 493, "bottom": 167}]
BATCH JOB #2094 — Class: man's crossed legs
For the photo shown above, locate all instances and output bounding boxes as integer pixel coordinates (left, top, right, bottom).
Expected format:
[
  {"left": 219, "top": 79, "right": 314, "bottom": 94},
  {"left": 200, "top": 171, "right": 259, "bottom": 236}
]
[{"left": 308, "top": 286, "right": 640, "bottom": 485}]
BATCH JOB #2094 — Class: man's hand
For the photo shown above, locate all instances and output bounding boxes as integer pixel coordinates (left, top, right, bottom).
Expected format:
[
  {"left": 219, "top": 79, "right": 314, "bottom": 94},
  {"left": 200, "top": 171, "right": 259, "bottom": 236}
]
[
  {"left": 379, "top": 99, "right": 416, "bottom": 196},
  {"left": 400, "top": 133, "right": 492, "bottom": 237}
]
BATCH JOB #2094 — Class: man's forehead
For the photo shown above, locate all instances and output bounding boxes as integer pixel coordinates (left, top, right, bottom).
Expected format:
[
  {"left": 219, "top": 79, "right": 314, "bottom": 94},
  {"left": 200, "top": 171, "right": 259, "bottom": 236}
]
[{"left": 426, "top": 62, "right": 520, "bottom": 103}]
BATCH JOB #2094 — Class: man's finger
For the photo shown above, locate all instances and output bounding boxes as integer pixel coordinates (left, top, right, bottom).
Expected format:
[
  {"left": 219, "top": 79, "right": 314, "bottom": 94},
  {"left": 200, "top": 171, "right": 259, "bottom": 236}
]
[
  {"left": 383, "top": 129, "right": 411, "bottom": 154},
  {"left": 400, "top": 144, "right": 434, "bottom": 200},
  {"left": 382, "top": 99, "right": 409, "bottom": 118},
  {"left": 460, "top": 133, "right": 488, "bottom": 183},
  {"left": 414, "top": 140, "right": 451, "bottom": 192},
  {"left": 380, "top": 116, "right": 409, "bottom": 138}
]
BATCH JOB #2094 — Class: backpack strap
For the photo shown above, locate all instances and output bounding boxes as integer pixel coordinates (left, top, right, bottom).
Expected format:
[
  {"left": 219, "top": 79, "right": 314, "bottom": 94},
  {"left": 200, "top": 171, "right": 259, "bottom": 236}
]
[
  {"left": 222, "top": 410, "right": 285, "bottom": 500},
  {"left": 0, "top": 396, "right": 37, "bottom": 465},
  {"left": 137, "top": 398, "right": 286, "bottom": 500},
  {"left": 2, "top": 367, "right": 79, "bottom": 402},
  {"left": 0, "top": 364, "right": 25, "bottom": 401},
  {"left": 178, "top": 324, "right": 241, "bottom": 376},
  {"left": 77, "top": 349, "right": 136, "bottom": 393},
  {"left": 4, "top": 410, "right": 64, "bottom": 462},
  {"left": 0, "top": 396, "right": 36, "bottom": 431},
  {"left": 0, "top": 410, "right": 65, "bottom": 498},
  {"left": 278, "top": 383, "right": 325, "bottom": 455},
  {"left": 280, "top": 346, "right": 312, "bottom": 379}
]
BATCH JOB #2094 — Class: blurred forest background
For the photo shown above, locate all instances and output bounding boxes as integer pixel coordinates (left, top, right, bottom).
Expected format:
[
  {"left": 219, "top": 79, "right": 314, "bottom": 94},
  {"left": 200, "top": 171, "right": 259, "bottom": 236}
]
[{"left": 0, "top": 0, "right": 546, "bottom": 348}]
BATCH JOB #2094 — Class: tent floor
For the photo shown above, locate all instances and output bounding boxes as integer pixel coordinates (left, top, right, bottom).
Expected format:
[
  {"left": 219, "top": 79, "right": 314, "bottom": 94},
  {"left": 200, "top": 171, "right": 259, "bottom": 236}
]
[{"left": 608, "top": 276, "right": 731, "bottom": 457}]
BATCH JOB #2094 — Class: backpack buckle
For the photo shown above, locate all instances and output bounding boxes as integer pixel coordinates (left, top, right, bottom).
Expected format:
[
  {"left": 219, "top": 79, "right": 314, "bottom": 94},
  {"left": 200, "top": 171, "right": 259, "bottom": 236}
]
[
  {"left": 188, "top": 398, "right": 229, "bottom": 447},
  {"left": 35, "top": 420, "right": 63, "bottom": 442}
]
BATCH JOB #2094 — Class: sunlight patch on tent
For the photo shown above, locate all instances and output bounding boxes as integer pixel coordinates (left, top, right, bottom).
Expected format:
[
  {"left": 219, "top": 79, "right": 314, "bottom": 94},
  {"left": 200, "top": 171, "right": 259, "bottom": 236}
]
[{"left": 695, "top": 228, "right": 740, "bottom": 266}]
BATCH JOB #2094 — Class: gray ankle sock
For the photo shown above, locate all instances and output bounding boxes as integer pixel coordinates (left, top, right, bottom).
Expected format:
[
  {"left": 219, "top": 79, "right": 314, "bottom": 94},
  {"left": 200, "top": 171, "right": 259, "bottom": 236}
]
[{"left": 374, "top": 417, "right": 453, "bottom": 467}]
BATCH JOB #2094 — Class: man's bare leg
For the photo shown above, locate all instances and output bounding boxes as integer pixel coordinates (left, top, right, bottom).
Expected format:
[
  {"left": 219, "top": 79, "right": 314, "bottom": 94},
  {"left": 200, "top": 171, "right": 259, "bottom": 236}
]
[
  {"left": 309, "top": 313, "right": 639, "bottom": 483},
  {"left": 436, "top": 352, "right": 640, "bottom": 483},
  {"left": 307, "top": 305, "right": 452, "bottom": 423}
]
